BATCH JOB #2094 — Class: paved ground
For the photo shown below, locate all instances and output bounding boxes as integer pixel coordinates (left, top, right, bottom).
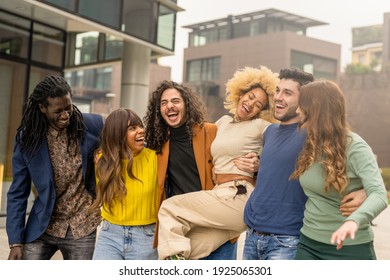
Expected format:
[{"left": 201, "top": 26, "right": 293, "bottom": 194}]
[{"left": 1, "top": 206, "right": 389, "bottom": 260}]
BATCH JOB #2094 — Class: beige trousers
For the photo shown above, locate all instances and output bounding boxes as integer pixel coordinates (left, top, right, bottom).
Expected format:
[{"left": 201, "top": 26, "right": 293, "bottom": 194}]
[{"left": 157, "top": 180, "right": 254, "bottom": 259}]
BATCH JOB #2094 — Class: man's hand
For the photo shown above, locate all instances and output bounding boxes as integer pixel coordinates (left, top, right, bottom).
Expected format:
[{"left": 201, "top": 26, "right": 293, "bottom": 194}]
[
  {"left": 330, "top": 220, "right": 358, "bottom": 250},
  {"left": 234, "top": 152, "right": 259, "bottom": 174},
  {"left": 339, "top": 189, "right": 367, "bottom": 216},
  {"left": 8, "top": 246, "right": 23, "bottom": 260}
]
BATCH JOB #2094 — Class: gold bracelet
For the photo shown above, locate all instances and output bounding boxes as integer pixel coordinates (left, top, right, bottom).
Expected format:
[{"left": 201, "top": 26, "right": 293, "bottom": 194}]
[{"left": 9, "top": 243, "right": 23, "bottom": 249}]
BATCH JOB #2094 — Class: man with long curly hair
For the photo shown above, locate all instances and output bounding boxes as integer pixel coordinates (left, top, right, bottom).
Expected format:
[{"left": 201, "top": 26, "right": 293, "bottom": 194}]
[
  {"left": 144, "top": 80, "right": 259, "bottom": 259},
  {"left": 6, "top": 75, "right": 103, "bottom": 260}
]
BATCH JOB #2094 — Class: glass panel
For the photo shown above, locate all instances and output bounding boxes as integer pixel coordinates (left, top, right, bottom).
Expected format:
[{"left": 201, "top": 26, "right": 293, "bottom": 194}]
[
  {"left": 157, "top": 5, "right": 175, "bottom": 50},
  {"left": 65, "top": 66, "right": 114, "bottom": 117},
  {"left": 78, "top": 0, "right": 121, "bottom": 29},
  {"left": 187, "top": 60, "right": 201, "bottom": 82},
  {"left": 291, "top": 51, "right": 337, "bottom": 80},
  {"left": 0, "top": 11, "right": 30, "bottom": 58},
  {"left": 74, "top": 32, "right": 99, "bottom": 65},
  {"left": 31, "top": 23, "right": 65, "bottom": 67},
  {"left": 105, "top": 35, "right": 123, "bottom": 60},
  {"left": 42, "top": 0, "right": 77, "bottom": 11},
  {"left": 122, "top": 0, "right": 155, "bottom": 42},
  {"left": 0, "top": 59, "right": 26, "bottom": 215}
]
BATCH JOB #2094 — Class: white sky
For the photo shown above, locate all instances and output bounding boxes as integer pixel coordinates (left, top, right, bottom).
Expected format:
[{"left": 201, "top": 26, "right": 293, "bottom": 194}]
[{"left": 159, "top": 0, "right": 390, "bottom": 82}]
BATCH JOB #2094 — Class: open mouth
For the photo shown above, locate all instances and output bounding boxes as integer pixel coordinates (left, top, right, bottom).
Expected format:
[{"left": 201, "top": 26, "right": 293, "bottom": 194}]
[
  {"left": 242, "top": 104, "right": 250, "bottom": 113},
  {"left": 167, "top": 111, "right": 179, "bottom": 121}
]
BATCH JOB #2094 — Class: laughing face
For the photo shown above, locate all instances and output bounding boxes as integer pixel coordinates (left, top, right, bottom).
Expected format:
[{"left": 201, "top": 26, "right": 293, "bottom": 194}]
[
  {"left": 127, "top": 123, "right": 145, "bottom": 157},
  {"left": 160, "top": 88, "right": 186, "bottom": 128},
  {"left": 274, "top": 79, "right": 301, "bottom": 124},
  {"left": 39, "top": 93, "right": 73, "bottom": 131},
  {"left": 235, "top": 87, "right": 268, "bottom": 121}
]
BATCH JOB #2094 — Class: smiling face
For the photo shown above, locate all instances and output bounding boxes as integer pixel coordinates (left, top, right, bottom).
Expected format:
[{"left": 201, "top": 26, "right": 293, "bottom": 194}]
[
  {"left": 160, "top": 88, "right": 186, "bottom": 128},
  {"left": 39, "top": 93, "right": 73, "bottom": 131},
  {"left": 126, "top": 123, "right": 145, "bottom": 157},
  {"left": 273, "top": 79, "right": 301, "bottom": 125},
  {"left": 235, "top": 87, "right": 268, "bottom": 121}
]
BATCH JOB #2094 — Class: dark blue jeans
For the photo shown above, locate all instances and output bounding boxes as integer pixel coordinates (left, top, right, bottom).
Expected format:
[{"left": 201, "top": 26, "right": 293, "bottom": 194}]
[
  {"left": 23, "top": 228, "right": 96, "bottom": 260},
  {"left": 201, "top": 240, "right": 237, "bottom": 260}
]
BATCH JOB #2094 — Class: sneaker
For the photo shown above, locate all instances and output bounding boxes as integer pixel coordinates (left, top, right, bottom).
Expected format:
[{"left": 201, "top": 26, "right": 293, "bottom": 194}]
[{"left": 165, "top": 253, "right": 186, "bottom": 260}]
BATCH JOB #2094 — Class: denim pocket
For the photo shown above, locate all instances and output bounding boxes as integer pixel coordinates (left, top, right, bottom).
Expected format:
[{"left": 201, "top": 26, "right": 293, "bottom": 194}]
[
  {"left": 274, "top": 235, "right": 299, "bottom": 248},
  {"left": 101, "top": 220, "right": 111, "bottom": 231},
  {"left": 142, "top": 223, "right": 156, "bottom": 236}
]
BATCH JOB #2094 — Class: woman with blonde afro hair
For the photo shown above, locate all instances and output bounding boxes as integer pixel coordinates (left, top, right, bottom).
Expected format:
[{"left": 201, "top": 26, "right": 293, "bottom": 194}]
[
  {"left": 157, "top": 66, "right": 280, "bottom": 260},
  {"left": 224, "top": 66, "right": 278, "bottom": 123}
]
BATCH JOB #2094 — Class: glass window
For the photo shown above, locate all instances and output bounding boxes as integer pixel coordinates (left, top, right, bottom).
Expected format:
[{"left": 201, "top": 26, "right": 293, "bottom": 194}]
[
  {"left": 187, "top": 60, "right": 201, "bottom": 82},
  {"left": 74, "top": 32, "right": 99, "bottom": 65},
  {"left": 122, "top": 0, "right": 155, "bottom": 42},
  {"left": 291, "top": 50, "right": 337, "bottom": 80},
  {"left": 187, "top": 57, "right": 220, "bottom": 82},
  {"left": 31, "top": 23, "right": 65, "bottom": 67},
  {"left": 189, "top": 33, "right": 207, "bottom": 47},
  {"left": 78, "top": 0, "right": 121, "bottom": 29},
  {"left": 42, "top": 0, "right": 77, "bottom": 11},
  {"left": 0, "top": 11, "right": 30, "bottom": 58},
  {"left": 0, "top": 59, "right": 26, "bottom": 215},
  {"left": 157, "top": 5, "right": 175, "bottom": 50},
  {"left": 105, "top": 35, "right": 123, "bottom": 60},
  {"left": 218, "top": 27, "right": 228, "bottom": 41}
]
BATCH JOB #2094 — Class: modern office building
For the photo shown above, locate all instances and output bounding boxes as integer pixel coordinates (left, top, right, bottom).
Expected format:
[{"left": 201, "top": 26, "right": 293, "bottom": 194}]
[
  {"left": 0, "top": 0, "right": 182, "bottom": 215},
  {"left": 351, "top": 24, "right": 383, "bottom": 70},
  {"left": 182, "top": 8, "right": 341, "bottom": 121}
]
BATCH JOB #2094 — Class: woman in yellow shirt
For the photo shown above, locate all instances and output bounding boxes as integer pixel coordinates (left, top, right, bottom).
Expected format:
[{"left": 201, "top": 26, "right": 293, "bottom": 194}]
[{"left": 90, "top": 108, "right": 158, "bottom": 260}]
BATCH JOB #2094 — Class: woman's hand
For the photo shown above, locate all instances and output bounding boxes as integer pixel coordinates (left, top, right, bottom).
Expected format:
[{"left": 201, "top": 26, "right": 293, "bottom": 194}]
[{"left": 330, "top": 220, "right": 358, "bottom": 250}]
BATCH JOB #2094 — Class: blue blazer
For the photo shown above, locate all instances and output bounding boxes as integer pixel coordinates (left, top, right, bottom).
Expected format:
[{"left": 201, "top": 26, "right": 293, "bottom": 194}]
[{"left": 6, "top": 113, "right": 103, "bottom": 245}]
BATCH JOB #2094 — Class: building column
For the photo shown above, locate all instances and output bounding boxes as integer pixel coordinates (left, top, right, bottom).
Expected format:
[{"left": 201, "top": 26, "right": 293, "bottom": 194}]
[{"left": 120, "top": 41, "right": 151, "bottom": 119}]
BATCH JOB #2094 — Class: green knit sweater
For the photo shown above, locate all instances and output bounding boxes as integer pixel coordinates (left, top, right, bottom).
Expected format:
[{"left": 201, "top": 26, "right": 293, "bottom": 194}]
[{"left": 299, "top": 132, "right": 388, "bottom": 245}]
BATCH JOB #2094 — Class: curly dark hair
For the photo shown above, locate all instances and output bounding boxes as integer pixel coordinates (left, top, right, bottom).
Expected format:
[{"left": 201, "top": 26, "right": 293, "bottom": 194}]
[
  {"left": 279, "top": 67, "right": 314, "bottom": 87},
  {"left": 144, "top": 80, "right": 207, "bottom": 153},
  {"left": 16, "top": 75, "right": 86, "bottom": 157}
]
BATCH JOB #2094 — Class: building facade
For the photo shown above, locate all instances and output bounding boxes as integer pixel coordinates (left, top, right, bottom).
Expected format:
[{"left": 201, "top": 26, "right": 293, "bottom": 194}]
[
  {"left": 182, "top": 9, "right": 341, "bottom": 121},
  {"left": 0, "top": 0, "right": 182, "bottom": 215},
  {"left": 351, "top": 24, "right": 383, "bottom": 70}
]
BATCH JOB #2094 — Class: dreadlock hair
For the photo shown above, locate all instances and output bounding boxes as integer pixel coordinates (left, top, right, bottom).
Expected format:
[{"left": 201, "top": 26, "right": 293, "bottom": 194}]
[
  {"left": 16, "top": 75, "right": 86, "bottom": 157},
  {"left": 143, "top": 80, "right": 207, "bottom": 153},
  {"left": 90, "top": 108, "right": 143, "bottom": 213}
]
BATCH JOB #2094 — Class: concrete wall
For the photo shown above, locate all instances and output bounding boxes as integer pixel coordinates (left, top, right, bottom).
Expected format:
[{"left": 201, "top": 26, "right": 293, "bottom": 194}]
[{"left": 341, "top": 72, "right": 390, "bottom": 167}]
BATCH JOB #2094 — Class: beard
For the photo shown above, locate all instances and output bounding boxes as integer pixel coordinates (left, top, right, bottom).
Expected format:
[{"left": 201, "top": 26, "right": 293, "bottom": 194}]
[{"left": 275, "top": 104, "right": 298, "bottom": 123}]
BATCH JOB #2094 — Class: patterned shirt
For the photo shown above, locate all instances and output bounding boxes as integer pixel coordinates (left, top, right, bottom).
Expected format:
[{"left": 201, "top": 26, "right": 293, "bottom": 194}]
[{"left": 45, "top": 127, "right": 101, "bottom": 239}]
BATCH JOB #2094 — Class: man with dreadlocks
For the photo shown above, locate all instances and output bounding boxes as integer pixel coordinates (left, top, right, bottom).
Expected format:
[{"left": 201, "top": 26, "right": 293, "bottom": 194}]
[
  {"left": 6, "top": 75, "right": 103, "bottom": 260},
  {"left": 144, "top": 80, "right": 259, "bottom": 260}
]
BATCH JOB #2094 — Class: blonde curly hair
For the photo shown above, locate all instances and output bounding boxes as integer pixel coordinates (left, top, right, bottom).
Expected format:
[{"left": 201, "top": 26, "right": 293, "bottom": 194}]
[{"left": 224, "top": 66, "right": 279, "bottom": 123}]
